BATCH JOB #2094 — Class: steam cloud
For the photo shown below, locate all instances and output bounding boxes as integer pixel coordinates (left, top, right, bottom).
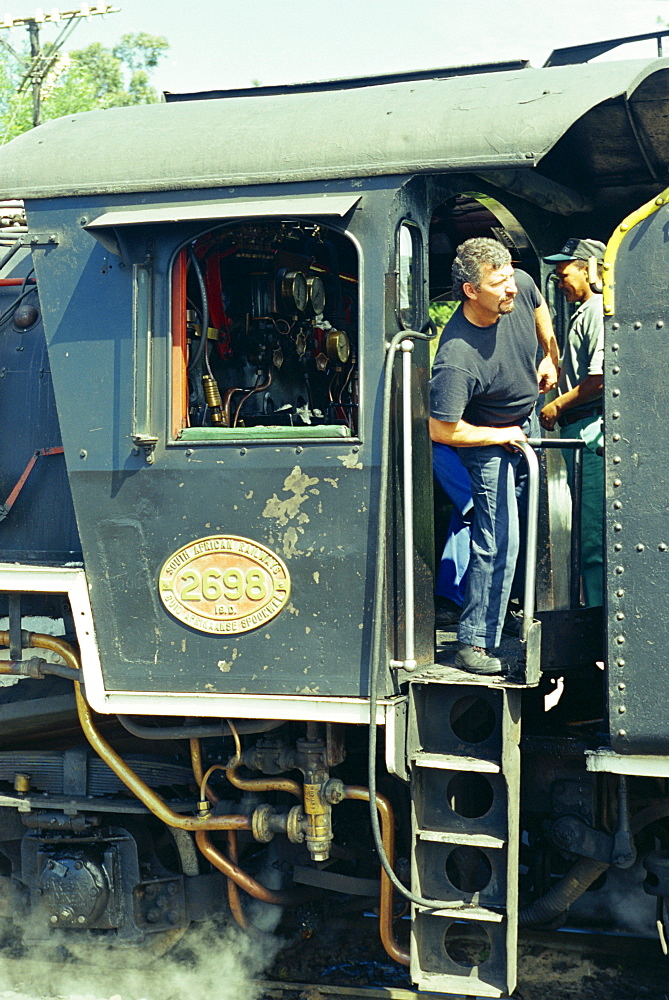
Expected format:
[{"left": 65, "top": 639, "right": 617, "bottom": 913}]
[{"left": 0, "top": 918, "right": 282, "bottom": 1000}]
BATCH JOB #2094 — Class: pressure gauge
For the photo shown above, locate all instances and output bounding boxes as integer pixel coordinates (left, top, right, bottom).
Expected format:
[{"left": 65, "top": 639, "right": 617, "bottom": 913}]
[
  {"left": 279, "top": 269, "right": 308, "bottom": 313},
  {"left": 307, "top": 275, "right": 326, "bottom": 314},
  {"left": 325, "top": 330, "right": 351, "bottom": 364}
]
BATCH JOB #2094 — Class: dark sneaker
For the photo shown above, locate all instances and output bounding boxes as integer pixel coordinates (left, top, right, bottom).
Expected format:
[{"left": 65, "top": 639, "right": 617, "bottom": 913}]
[
  {"left": 435, "top": 597, "right": 462, "bottom": 629},
  {"left": 454, "top": 644, "right": 503, "bottom": 676}
]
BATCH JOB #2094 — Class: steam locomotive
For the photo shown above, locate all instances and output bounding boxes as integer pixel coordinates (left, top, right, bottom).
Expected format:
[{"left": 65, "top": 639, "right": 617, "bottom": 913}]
[{"left": 0, "top": 53, "right": 668, "bottom": 997}]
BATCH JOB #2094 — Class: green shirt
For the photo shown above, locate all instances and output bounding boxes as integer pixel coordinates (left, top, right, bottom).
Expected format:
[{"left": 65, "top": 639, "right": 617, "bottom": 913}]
[{"left": 558, "top": 295, "right": 604, "bottom": 404}]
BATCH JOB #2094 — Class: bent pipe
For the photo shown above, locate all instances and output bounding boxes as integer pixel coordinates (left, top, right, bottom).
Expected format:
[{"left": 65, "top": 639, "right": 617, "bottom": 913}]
[
  {"left": 225, "top": 756, "right": 302, "bottom": 801},
  {"left": 190, "top": 737, "right": 247, "bottom": 929},
  {"left": 225, "top": 829, "right": 249, "bottom": 929},
  {"left": 344, "top": 785, "right": 410, "bottom": 967},
  {"left": 117, "top": 715, "right": 285, "bottom": 741},
  {"left": 0, "top": 657, "right": 79, "bottom": 682},
  {"left": 194, "top": 829, "right": 306, "bottom": 907},
  {"left": 16, "top": 633, "right": 253, "bottom": 834},
  {"left": 190, "top": 736, "right": 305, "bottom": 913}
]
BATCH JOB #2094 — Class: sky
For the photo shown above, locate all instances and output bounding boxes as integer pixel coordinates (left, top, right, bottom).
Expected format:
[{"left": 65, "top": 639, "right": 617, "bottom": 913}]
[{"left": 2, "top": 0, "right": 669, "bottom": 95}]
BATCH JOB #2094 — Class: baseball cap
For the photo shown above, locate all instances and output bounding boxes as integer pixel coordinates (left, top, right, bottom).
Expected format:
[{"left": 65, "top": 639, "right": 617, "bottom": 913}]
[{"left": 544, "top": 238, "right": 606, "bottom": 263}]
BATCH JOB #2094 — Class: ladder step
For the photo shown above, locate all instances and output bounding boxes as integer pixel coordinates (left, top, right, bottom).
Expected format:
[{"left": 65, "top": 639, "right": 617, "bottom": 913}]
[
  {"left": 416, "top": 971, "right": 506, "bottom": 999},
  {"left": 416, "top": 829, "right": 506, "bottom": 849},
  {"left": 409, "top": 682, "right": 521, "bottom": 998},
  {"left": 412, "top": 751, "right": 500, "bottom": 773},
  {"left": 414, "top": 903, "right": 504, "bottom": 922}
]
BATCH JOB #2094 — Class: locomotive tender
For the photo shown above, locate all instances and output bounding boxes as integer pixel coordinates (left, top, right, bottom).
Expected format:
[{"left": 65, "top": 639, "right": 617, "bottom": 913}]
[{"left": 0, "top": 54, "right": 669, "bottom": 997}]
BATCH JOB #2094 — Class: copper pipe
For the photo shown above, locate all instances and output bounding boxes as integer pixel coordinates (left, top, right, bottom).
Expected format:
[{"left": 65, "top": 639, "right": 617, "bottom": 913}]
[
  {"left": 221, "top": 385, "right": 244, "bottom": 427},
  {"left": 343, "top": 785, "right": 410, "bottom": 967},
  {"left": 189, "top": 738, "right": 247, "bottom": 928},
  {"left": 0, "top": 631, "right": 78, "bottom": 670},
  {"left": 225, "top": 719, "right": 302, "bottom": 801},
  {"left": 200, "top": 763, "right": 228, "bottom": 801},
  {"left": 10, "top": 634, "right": 252, "bottom": 834},
  {"left": 232, "top": 368, "right": 273, "bottom": 428},
  {"left": 74, "top": 682, "right": 251, "bottom": 832},
  {"left": 225, "top": 760, "right": 302, "bottom": 800},
  {"left": 226, "top": 830, "right": 248, "bottom": 929},
  {"left": 195, "top": 830, "right": 302, "bottom": 906},
  {"left": 189, "top": 738, "right": 218, "bottom": 804}
]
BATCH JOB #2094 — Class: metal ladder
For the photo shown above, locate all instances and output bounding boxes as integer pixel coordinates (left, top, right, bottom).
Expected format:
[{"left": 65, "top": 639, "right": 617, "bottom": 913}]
[{"left": 407, "top": 677, "right": 522, "bottom": 997}]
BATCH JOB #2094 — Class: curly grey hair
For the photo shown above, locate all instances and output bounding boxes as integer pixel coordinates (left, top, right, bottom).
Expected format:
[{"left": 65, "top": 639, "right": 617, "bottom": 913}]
[{"left": 451, "top": 238, "right": 512, "bottom": 301}]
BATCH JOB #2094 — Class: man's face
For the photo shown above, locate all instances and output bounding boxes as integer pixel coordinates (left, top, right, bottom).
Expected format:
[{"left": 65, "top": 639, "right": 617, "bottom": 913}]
[
  {"left": 556, "top": 260, "right": 590, "bottom": 303},
  {"left": 466, "top": 262, "right": 518, "bottom": 318}
]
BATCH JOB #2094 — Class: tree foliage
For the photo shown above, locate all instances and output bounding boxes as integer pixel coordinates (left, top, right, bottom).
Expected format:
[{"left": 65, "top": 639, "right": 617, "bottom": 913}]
[{"left": 0, "top": 31, "right": 169, "bottom": 143}]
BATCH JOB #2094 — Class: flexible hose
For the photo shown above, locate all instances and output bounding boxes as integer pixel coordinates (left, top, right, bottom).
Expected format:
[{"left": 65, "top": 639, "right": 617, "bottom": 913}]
[
  {"left": 187, "top": 247, "right": 209, "bottom": 369},
  {"left": 519, "top": 795, "right": 669, "bottom": 927},
  {"left": 518, "top": 856, "right": 608, "bottom": 927}
]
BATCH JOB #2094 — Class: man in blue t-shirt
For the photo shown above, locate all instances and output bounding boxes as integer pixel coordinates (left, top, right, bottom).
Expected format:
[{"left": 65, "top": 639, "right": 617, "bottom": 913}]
[{"left": 429, "top": 238, "right": 558, "bottom": 675}]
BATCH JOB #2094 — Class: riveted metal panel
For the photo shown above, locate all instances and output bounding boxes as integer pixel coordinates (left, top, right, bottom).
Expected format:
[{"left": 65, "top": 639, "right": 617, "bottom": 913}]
[{"left": 604, "top": 187, "right": 669, "bottom": 752}]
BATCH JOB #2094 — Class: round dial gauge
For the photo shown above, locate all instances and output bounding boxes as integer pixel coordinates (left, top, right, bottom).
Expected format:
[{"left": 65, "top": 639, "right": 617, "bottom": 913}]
[
  {"left": 279, "top": 270, "right": 308, "bottom": 313},
  {"left": 307, "top": 276, "right": 326, "bottom": 314},
  {"left": 325, "top": 330, "right": 351, "bottom": 364}
]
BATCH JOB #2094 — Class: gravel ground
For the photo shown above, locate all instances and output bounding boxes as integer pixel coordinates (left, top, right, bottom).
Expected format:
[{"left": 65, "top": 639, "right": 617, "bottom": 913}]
[{"left": 0, "top": 918, "right": 666, "bottom": 1000}]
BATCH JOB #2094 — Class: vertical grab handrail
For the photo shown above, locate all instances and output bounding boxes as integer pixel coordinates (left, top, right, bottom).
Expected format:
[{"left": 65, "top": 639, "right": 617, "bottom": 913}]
[
  {"left": 510, "top": 441, "right": 540, "bottom": 643},
  {"left": 399, "top": 339, "right": 416, "bottom": 669},
  {"left": 387, "top": 329, "right": 437, "bottom": 673},
  {"left": 526, "top": 437, "right": 586, "bottom": 613},
  {"left": 570, "top": 445, "right": 584, "bottom": 608}
]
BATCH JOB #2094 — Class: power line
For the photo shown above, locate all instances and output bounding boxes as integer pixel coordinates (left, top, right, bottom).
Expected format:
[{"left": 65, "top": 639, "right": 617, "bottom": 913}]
[{"left": 0, "top": 4, "right": 120, "bottom": 127}]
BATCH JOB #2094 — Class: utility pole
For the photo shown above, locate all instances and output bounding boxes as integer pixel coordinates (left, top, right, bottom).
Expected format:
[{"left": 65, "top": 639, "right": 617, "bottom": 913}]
[{"left": 0, "top": 5, "right": 120, "bottom": 128}]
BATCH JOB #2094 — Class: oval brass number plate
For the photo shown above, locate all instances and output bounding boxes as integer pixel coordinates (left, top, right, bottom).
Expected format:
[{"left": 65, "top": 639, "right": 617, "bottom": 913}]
[{"left": 159, "top": 535, "right": 291, "bottom": 635}]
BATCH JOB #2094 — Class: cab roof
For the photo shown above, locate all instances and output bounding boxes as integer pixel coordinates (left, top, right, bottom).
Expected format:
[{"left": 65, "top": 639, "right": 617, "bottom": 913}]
[{"left": 1, "top": 58, "right": 668, "bottom": 200}]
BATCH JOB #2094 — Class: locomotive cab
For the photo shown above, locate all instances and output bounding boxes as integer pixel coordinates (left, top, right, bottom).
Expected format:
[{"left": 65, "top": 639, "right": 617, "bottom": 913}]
[{"left": 0, "top": 56, "right": 669, "bottom": 998}]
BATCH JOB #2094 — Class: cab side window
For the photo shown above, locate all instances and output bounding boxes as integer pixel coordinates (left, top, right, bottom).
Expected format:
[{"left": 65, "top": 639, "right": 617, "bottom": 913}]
[{"left": 171, "top": 219, "right": 359, "bottom": 441}]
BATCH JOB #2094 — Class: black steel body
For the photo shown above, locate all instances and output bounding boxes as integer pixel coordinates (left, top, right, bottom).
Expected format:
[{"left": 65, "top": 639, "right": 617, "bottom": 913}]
[
  {"left": 25, "top": 178, "right": 434, "bottom": 697},
  {"left": 1, "top": 56, "right": 669, "bottom": 995},
  {"left": 0, "top": 250, "right": 79, "bottom": 564},
  {"left": 604, "top": 196, "right": 669, "bottom": 752}
]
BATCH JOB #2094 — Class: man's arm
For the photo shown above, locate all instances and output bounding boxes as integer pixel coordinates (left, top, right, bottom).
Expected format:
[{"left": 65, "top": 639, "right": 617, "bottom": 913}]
[
  {"left": 539, "top": 374, "right": 603, "bottom": 431},
  {"left": 430, "top": 416, "right": 527, "bottom": 448},
  {"left": 540, "top": 297, "right": 604, "bottom": 431},
  {"left": 534, "top": 298, "right": 559, "bottom": 392}
]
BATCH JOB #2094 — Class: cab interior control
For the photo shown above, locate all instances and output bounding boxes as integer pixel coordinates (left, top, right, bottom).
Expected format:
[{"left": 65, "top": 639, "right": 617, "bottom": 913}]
[{"left": 174, "top": 221, "right": 359, "bottom": 436}]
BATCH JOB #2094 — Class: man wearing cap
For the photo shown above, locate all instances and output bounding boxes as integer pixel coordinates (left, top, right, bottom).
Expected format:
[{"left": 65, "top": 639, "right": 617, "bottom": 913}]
[{"left": 540, "top": 238, "right": 605, "bottom": 607}]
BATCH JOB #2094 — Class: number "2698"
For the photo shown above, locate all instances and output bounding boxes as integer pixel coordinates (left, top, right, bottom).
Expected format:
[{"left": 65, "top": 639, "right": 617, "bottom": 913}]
[{"left": 179, "top": 567, "right": 267, "bottom": 603}]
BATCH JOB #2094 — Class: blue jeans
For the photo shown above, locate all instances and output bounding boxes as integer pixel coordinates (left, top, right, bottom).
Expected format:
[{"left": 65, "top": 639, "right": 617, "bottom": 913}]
[
  {"left": 456, "top": 412, "right": 538, "bottom": 649},
  {"left": 433, "top": 444, "right": 473, "bottom": 606}
]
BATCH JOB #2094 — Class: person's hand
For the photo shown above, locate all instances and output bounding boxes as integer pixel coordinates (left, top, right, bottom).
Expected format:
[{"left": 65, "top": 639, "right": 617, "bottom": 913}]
[
  {"left": 537, "top": 356, "right": 559, "bottom": 393},
  {"left": 539, "top": 401, "right": 560, "bottom": 432},
  {"left": 494, "top": 425, "right": 527, "bottom": 452}
]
